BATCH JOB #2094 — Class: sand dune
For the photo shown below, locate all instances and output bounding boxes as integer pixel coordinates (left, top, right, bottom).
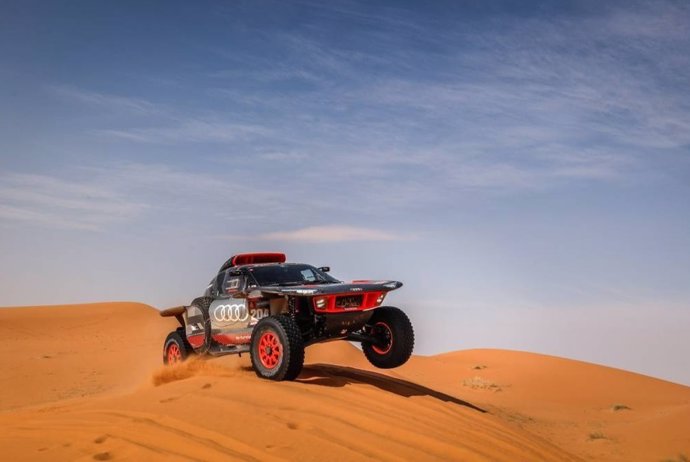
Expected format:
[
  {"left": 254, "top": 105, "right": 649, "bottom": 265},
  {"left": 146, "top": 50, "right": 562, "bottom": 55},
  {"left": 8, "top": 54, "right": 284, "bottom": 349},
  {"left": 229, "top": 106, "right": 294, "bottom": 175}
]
[{"left": 1, "top": 303, "right": 688, "bottom": 461}]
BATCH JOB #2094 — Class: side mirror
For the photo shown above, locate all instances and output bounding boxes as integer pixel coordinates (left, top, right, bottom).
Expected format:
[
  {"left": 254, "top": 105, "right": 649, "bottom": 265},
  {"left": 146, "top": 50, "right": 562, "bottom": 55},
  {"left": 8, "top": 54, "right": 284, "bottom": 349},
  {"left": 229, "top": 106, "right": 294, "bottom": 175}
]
[{"left": 319, "top": 266, "right": 330, "bottom": 273}]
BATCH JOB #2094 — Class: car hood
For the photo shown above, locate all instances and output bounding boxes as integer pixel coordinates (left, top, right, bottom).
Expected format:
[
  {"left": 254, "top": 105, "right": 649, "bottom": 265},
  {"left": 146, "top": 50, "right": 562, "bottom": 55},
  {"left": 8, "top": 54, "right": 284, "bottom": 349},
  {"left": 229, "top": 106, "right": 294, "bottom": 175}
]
[{"left": 256, "top": 280, "right": 402, "bottom": 296}]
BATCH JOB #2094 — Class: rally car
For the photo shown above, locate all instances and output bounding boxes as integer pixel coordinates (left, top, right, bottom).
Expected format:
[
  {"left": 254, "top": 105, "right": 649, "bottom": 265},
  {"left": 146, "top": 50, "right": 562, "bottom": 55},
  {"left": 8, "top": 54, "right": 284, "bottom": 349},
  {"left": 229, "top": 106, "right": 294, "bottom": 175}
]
[{"left": 160, "top": 252, "right": 414, "bottom": 381}]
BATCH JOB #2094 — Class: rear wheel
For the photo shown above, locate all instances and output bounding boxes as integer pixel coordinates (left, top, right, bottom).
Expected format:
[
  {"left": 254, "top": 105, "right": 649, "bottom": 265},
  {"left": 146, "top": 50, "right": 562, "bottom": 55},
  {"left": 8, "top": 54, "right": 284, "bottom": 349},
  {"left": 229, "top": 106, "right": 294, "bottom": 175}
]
[
  {"left": 362, "top": 306, "right": 414, "bottom": 369},
  {"left": 163, "top": 329, "right": 193, "bottom": 365},
  {"left": 250, "top": 315, "right": 304, "bottom": 381}
]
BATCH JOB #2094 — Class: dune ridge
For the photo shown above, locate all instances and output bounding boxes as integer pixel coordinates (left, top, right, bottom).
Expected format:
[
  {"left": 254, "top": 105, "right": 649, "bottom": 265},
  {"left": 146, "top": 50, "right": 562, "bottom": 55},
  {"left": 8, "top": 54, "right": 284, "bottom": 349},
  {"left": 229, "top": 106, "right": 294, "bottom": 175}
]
[{"left": 1, "top": 302, "right": 688, "bottom": 461}]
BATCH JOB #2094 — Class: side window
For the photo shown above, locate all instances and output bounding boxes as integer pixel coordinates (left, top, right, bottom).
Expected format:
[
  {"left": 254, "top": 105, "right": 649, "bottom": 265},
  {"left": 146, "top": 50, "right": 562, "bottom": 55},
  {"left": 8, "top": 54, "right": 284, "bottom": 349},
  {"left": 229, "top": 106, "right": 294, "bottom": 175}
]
[
  {"left": 223, "top": 274, "right": 243, "bottom": 295},
  {"left": 300, "top": 268, "right": 316, "bottom": 282}
]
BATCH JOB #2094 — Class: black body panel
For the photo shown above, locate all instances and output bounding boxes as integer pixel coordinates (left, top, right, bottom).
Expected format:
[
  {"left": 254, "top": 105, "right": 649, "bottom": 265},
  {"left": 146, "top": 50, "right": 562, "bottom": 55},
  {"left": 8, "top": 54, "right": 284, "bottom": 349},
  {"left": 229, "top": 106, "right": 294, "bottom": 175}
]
[
  {"left": 313, "top": 310, "right": 374, "bottom": 342},
  {"left": 258, "top": 280, "right": 402, "bottom": 297}
]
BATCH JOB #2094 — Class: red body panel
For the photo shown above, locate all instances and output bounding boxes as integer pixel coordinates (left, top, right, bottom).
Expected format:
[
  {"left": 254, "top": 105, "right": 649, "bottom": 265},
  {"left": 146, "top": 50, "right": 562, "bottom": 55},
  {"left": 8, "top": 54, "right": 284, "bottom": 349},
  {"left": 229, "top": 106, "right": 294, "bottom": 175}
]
[
  {"left": 231, "top": 253, "right": 286, "bottom": 266},
  {"left": 187, "top": 333, "right": 205, "bottom": 348},
  {"left": 312, "top": 291, "right": 384, "bottom": 313},
  {"left": 212, "top": 332, "right": 252, "bottom": 345}
]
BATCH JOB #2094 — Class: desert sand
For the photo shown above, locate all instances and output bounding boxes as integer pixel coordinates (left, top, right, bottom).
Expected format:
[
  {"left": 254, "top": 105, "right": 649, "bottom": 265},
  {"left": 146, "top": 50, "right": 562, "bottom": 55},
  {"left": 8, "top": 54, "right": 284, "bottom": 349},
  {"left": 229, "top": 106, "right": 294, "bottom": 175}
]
[{"left": 0, "top": 302, "right": 688, "bottom": 461}]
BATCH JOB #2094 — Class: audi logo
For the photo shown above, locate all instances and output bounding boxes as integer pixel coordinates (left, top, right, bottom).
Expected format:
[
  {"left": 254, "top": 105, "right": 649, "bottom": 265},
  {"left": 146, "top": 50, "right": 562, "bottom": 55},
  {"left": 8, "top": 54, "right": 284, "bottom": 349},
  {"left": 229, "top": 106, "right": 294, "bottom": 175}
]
[{"left": 213, "top": 304, "right": 248, "bottom": 323}]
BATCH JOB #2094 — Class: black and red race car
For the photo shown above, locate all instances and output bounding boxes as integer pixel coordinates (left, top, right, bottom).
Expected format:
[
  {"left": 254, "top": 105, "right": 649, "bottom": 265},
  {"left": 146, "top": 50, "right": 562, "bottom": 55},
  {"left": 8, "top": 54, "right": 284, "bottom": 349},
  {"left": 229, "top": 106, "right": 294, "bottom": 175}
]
[{"left": 161, "top": 252, "right": 414, "bottom": 381}]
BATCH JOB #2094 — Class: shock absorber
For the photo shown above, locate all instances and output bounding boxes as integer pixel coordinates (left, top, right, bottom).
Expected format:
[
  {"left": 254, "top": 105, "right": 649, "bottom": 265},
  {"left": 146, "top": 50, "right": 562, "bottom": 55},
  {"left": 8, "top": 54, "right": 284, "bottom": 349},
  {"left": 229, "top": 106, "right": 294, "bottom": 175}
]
[{"left": 287, "top": 296, "right": 297, "bottom": 321}]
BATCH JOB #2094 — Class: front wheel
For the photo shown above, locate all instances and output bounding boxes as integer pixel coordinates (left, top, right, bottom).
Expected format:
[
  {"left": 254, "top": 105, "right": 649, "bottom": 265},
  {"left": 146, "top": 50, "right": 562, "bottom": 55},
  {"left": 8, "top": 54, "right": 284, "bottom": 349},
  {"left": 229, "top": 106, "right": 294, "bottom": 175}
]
[
  {"left": 362, "top": 306, "right": 414, "bottom": 369},
  {"left": 250, "top": 315, "right": 305, "bottom": 381}
]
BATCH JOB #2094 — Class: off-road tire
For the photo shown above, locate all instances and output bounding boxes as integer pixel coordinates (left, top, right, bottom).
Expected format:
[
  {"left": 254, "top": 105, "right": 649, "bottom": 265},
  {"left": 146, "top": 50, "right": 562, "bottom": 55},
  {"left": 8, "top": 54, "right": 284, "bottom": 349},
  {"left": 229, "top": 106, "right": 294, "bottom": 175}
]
[
  {"left": 250, "top": 315, "right": 305, "bottom": 381},
  {"left": 362, "top": 306, "right": 414, "bottom": 369},
  {"left": 163, "top": 328, "right": 193, "bottom": 365},
  {"left": 190, "top": 296, "right": 214, "bottom": 353}
]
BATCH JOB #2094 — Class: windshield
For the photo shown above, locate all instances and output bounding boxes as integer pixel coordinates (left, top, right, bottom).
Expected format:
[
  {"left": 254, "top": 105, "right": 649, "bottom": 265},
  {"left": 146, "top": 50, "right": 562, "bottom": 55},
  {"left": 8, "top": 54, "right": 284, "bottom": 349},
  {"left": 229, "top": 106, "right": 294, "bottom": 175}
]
[{"left": 248, "top": 264, "right": 340, "bottom": 287}]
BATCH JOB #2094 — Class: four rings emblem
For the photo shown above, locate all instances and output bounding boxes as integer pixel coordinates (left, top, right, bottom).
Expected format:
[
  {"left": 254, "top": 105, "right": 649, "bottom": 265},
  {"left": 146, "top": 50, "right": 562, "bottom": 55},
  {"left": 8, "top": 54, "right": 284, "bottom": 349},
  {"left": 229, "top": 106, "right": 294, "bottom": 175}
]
[{"left": 213, "top": 304, "right": 248, "bottom": 323}]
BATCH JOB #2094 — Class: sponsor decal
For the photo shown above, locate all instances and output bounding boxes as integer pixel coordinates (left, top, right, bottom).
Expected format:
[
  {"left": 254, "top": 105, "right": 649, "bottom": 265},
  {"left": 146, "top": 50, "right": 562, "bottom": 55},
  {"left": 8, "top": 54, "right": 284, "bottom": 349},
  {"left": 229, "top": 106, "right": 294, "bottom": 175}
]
[
  {"left": 213, "top": 303, "right": 249, "bottom": 323},
  {"left": 287, "top": 288, "right": 317, "bottom": 295},
  {"left": 249, "top": 308, "right": 269, "bottom": 325},
  {"left": 212, "top": 302, "right": 270, "bottom": 325}
]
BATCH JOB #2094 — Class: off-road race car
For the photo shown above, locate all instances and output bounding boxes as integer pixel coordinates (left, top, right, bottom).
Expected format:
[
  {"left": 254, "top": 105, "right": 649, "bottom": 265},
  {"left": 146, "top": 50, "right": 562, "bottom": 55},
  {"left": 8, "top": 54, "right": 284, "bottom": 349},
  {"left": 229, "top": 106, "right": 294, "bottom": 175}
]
[{"left": 161, "top": 252, "right": 414, "bottom": 381}]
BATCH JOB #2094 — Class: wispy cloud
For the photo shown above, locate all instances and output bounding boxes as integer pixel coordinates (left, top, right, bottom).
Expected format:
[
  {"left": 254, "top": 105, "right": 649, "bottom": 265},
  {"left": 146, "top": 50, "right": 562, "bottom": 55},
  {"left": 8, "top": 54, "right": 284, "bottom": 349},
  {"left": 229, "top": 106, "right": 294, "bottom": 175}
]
[
  {"left": 99, "top": 120, "right": 270, "bottom": 144},
  {"left": 0, "top": 164, "right": 335, "bottom": 233},
  {"left": 0, "top": 164, "right": 261, "bottom": 231},
  {"left": 295, "top": 1, "right": 426, "bottom": 34},
  {"left": 203, "top": 1, "right": 689, "bottom": 195},
  {"left": 35, "top": 1, "right": 690, "bottom": 225},
  {"left": 258, "top": 225, "right": 409, "bottom": 242},
  {"left": 48, "top": 85, "right": 270, "bottom": 145},
  {"left": 50, "top": 85, "right": 164, "bottom": 115},
  {"left": 0, "top": 173, "right": 146, "bottom": 231}
]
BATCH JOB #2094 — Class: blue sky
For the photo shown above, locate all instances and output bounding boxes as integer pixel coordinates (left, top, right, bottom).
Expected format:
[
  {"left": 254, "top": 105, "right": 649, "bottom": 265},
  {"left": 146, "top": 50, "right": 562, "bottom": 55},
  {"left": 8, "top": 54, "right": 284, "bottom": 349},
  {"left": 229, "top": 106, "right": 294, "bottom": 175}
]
[{"left": 1, "top": 1, "right": 689, "bottom": 383}]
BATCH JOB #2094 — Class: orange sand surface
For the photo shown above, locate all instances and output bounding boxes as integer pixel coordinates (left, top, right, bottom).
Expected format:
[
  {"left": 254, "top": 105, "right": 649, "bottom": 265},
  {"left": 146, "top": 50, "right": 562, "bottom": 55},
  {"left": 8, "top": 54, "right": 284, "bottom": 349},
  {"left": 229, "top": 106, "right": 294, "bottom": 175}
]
[{"left": 1, "top": 302, "right": 688, "bottom": 461}]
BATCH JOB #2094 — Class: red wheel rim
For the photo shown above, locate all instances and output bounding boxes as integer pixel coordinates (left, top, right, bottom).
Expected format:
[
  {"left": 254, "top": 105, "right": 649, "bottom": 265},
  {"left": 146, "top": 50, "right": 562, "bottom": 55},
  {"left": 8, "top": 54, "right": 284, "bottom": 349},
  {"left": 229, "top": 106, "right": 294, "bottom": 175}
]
[
  {"left": 258, "top": 331, "right": 282, "bottom": 369},
  {"left": 372, "top": 322, "right": 393, "bottom": 354},
  {"left": 167, "top": 343, "right": 182, "bottom": 364}
]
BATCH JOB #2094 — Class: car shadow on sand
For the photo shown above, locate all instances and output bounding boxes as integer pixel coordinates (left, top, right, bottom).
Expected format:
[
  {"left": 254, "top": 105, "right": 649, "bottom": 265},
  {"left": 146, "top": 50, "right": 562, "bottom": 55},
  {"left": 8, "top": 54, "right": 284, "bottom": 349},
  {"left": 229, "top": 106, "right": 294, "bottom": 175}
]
[{"left": 298, "top": 364, "right": 486, "bottom": 413}]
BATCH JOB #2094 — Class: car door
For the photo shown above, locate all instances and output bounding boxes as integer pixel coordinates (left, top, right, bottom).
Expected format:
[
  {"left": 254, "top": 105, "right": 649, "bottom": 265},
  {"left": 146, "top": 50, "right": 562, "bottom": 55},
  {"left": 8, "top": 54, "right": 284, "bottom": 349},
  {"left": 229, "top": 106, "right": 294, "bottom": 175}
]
[{"left": 208, "top": 272, "right": 251, "bottom": 332}]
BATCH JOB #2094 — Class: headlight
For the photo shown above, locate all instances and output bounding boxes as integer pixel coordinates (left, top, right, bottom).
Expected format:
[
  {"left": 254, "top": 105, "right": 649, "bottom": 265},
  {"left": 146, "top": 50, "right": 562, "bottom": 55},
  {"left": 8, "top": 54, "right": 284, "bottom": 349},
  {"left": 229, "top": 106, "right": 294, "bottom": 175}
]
[{"left": 376, "top": 293, "right": 385, "bottom": 304}]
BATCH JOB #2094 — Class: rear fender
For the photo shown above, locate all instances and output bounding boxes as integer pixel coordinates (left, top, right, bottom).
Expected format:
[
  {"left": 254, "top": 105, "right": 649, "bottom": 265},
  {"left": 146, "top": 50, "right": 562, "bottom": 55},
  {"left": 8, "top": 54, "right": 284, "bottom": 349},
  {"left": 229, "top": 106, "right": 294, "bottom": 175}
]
[{"left": 160, "top": 305, "right": 185, "bottom": 327}]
